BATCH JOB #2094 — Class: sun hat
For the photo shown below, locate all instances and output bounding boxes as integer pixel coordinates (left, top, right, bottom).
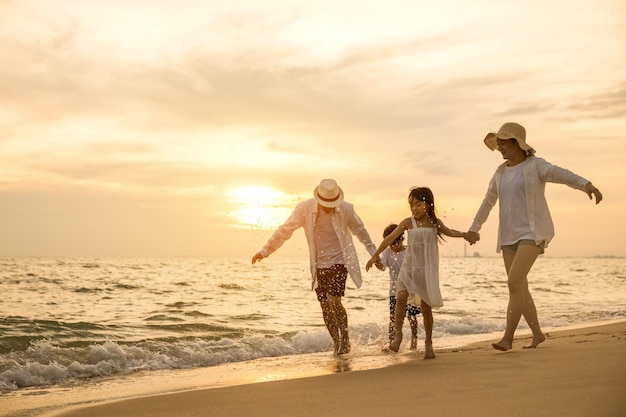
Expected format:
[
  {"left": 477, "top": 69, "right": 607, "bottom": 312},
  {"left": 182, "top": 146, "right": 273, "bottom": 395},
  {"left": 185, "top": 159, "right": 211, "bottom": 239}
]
[
  {"left": 314, "top": 179, "right": 344, "bottom": 208},
  {"left": 484, "top": 122, "right": 536, "bottom": 156}
]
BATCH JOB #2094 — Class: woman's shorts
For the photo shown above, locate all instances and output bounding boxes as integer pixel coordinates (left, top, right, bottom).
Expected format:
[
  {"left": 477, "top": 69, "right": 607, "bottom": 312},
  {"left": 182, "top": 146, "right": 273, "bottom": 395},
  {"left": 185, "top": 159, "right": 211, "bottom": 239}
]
[
  {"left": 501, "top": 239, "right": 545, "bottom": 255},
  {"left": 315, "top": 264, "right": 348, "bottom": 301}
]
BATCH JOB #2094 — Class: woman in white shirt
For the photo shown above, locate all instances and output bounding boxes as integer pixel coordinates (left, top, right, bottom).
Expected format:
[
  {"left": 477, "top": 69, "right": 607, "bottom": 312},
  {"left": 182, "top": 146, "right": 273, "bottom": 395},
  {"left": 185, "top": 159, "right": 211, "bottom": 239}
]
[{"left": 465, "top": 122, "right": 602, "bottom": 351}]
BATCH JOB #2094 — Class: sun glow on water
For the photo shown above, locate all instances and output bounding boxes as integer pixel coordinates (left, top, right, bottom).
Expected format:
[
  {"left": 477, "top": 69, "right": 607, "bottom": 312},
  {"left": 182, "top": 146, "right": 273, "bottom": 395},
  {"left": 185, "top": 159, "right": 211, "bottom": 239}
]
[{"left": 227, "top": 186, "right": 302, "bottom": 230}]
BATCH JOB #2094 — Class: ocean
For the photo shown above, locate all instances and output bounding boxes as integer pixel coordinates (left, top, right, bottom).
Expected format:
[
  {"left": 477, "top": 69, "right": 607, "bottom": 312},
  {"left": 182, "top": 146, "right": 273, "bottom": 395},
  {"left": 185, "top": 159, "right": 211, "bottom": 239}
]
[{"left": 1, "top": 256, "right": 625, "bottom": 414}]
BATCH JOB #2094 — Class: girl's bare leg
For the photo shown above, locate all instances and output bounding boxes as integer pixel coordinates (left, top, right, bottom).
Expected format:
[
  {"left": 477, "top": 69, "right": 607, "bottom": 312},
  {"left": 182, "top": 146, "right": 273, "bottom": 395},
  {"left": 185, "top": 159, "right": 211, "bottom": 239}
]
[
  {"left": 421, "top": 300, "right": 435, "bottom": 359},
  {"left": 389, "top": 290, "right": 408, "bottom": 352},
  {"left": 494, "top": 245, "right": 542, "bottom": 351}
]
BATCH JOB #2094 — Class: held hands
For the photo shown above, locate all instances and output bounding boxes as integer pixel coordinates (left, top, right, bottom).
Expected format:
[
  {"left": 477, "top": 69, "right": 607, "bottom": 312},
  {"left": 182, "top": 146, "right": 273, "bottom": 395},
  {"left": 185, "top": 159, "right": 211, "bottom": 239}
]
[
  {"left": 464, "top": 231, "right": 480, "bottom": 245},
  {"left": 585, "top": 183, "right": 603, "bottom": 204}
]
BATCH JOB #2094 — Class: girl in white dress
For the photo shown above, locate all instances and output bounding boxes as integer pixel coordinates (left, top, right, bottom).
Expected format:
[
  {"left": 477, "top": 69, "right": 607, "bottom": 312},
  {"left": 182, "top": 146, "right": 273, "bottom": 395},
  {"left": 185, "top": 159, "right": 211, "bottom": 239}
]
[{"left": 366, "top": 187, "right": 468, "bottom": 359}]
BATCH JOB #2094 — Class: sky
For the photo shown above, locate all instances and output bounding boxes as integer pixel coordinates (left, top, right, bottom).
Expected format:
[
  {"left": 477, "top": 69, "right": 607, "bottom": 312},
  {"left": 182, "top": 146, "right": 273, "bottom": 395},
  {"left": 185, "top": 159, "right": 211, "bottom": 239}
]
[{"left": 1, "top": 0, "right": 624, "bottom": 259}]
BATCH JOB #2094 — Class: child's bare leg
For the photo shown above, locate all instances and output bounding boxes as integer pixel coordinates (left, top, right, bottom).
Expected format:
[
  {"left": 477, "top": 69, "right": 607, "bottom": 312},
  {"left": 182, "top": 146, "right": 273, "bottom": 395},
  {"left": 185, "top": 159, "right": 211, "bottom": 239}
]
[
  {"left": 407, "top": 311, "right": 418, "bottom": 350},
  {"left": 388, "top": 298, "right": 396, "bottom": 345},
  {"left": 389, "top": 290, "right": 408, "bottom": 352},
  {"left": 421, "top": 300, "right": 435, "bottom": 359}
]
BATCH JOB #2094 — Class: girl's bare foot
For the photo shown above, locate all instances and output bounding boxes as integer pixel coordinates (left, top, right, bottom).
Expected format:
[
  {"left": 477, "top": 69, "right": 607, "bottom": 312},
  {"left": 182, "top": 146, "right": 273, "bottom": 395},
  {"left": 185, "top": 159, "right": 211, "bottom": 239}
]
[
  {"left": 523, "top": 333, "right": 546, "bottom": 349},
  {"left": 389, "top": 332, "right": 403, "bottom": 352},
  {"left": 424, "top": 342, "right": 436, "bottom": 359}
]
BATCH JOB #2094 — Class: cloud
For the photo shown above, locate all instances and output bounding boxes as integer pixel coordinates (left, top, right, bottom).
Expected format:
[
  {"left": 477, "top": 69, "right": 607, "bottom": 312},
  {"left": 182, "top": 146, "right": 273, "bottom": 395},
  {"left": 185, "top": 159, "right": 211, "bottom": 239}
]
[
  {"left": 564, "top": 82, "right": 626, "bottom": 119},
  {"left": 0, "top": 0, "right": 624, "bottom": 257}
]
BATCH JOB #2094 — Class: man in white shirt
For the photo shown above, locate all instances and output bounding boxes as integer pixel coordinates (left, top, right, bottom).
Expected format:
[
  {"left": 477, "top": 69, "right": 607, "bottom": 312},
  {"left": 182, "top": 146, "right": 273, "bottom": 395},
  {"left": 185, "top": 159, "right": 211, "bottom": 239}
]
[{"left": 252, "top": 179, "right": 379, "bottom": 355}]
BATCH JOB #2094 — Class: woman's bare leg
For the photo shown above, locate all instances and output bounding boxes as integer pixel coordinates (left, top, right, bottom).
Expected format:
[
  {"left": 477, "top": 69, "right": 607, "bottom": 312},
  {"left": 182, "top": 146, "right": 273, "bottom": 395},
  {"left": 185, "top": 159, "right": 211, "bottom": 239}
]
[
  {"left": 520, "top": 287, "right": 546, "bottom": 349},
  {"left": 493, "top": 245, "right": 541, "bottom": 351},
  {"left": 503, "top": 248, "right": 546, "bottom": 348}
]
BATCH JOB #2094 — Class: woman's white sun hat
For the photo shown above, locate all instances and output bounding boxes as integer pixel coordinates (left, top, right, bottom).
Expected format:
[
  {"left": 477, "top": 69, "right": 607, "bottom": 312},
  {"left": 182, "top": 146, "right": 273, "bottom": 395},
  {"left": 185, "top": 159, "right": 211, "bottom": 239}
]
[
  {"left": 314, "top": 179, "right": 344, "bottom": 208},
  {"left": 484, "top": 122, "right": 536, "bottom": 156}
]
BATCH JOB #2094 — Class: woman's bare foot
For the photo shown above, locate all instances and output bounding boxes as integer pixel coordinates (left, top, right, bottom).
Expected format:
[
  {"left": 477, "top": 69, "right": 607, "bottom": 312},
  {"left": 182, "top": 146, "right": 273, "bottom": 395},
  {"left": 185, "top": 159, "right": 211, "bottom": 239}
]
[
  {"left": 424, "top": 342, "right": 436, "bottom": 359},
  {"left": 492, "top": 337, "right": 513, "bottom": 351},
  {"left": 389, "top": 332, "right": 403, "bottom": 352},
  {"left": 523, "top": 333, "right": 546, "bottom": 349}
]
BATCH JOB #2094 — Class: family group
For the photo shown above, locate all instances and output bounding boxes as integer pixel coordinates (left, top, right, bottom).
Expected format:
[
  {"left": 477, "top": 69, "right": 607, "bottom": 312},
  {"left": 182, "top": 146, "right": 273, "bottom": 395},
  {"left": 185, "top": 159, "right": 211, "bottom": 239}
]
[{"left": 251, "top": 122, "right": 603, "bottom": 358}]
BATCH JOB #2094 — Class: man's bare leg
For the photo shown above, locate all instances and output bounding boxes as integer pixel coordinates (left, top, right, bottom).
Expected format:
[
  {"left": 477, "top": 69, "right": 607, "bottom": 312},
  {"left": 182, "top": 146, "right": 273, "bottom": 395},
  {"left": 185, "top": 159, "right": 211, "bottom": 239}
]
[
  {"left": 319, "top": 299, "right": 341, "bottom": 354},
  {"left": 328, "top": 295, "right": 351, "bottom": 355}
]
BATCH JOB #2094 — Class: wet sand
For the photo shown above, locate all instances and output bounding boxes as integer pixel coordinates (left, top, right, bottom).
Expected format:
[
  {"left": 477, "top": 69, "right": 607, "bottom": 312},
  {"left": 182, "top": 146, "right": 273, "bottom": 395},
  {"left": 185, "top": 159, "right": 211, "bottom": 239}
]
[{"left": 46, "top": 320, "right": 626, "bottom": 417}]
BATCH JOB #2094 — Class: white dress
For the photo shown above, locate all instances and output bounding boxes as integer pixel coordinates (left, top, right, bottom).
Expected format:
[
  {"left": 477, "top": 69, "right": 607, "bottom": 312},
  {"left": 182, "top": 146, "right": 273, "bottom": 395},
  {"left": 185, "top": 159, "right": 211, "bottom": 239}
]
[{"left": 396, "top": 217, "right": 443, "bottom": 308}]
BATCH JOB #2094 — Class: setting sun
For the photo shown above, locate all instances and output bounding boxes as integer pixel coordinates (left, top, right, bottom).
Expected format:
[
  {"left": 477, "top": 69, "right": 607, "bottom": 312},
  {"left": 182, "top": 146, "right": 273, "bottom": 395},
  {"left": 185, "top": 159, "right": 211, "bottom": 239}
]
[{"left": 227, "top": 186, "right": 303, "bottom": 230}]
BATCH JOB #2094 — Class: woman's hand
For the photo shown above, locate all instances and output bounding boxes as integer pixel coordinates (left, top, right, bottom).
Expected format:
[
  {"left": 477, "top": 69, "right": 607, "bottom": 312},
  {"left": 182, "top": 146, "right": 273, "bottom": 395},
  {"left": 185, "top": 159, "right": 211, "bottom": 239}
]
[
  {"left": 585, "top": 183, "right": 603, "bottom": 204},
  {"left": 465, "top": 231, "right": 480, "bottom": 245}
]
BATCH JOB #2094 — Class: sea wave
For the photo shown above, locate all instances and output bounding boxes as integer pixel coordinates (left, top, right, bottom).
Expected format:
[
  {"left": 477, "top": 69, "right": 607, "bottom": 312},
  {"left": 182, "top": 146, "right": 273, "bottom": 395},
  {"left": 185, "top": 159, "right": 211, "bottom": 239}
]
[
  {"left": 0, "top": 318, "right": 512, "bottom": 392},
  {"left": 2, "top": 256, "right": 625, "bottom": 394},
  {"left": 0, "top": 328, "right": 334, "bottom": 392}
]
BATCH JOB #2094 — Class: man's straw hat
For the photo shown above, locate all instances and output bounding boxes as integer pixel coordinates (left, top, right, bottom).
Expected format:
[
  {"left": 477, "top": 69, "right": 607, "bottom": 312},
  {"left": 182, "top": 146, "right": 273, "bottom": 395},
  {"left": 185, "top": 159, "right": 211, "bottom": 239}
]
[{"left": 314, "top": 179, "right": 344, "bottom": 208}]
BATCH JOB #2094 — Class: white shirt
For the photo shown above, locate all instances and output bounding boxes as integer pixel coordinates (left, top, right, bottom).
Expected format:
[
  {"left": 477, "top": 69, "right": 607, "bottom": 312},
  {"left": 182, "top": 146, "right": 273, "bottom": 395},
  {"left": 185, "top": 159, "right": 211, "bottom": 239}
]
[
  {"left": 470, "top": 156, "right": 589, "bottom": 253},
  {"left": 259, "top": 198, "right": 378, "bottom": 289},
  {"left": 499, "top": 160, "right": 533, "bottom": 245},
  {"left": 314, "top": 209, "right": 344, "bottom": 268},
  {"left": 380, "top": 246, "right": 406, "bottom": 297}
]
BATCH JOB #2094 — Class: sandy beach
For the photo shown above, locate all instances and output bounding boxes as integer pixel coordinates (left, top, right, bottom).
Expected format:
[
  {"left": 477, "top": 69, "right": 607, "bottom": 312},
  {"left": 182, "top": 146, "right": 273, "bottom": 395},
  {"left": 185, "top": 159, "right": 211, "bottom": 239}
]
[{"left": 46, "top": 320, "right": 625, "bottom": 417}]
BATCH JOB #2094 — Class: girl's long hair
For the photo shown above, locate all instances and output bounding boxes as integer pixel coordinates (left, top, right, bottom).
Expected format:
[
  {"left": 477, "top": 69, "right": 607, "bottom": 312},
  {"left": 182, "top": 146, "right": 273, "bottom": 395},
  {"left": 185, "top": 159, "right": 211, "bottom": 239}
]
[{"left": 408, "top": 186, "right": 444, "bottom": 240}]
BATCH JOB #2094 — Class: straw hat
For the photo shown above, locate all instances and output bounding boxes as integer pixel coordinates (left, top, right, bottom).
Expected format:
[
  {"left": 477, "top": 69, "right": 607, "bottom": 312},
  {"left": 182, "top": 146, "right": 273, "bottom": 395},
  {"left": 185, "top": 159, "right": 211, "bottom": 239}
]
[
  {"left": 484, "top": 122, "right": 535, "bottom": 156},
  {"left": 314, "top": 179, "right": 344, "bottom": 208}
]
